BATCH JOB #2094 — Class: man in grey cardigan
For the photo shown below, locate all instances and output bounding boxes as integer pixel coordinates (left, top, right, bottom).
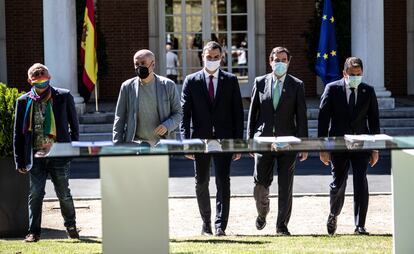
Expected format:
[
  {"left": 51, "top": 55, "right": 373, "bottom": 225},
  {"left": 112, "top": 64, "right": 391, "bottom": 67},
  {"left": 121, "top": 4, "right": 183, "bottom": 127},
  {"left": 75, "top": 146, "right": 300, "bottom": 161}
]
[{"left": 113, "top": 49, "right": 182, "bottom": 144}]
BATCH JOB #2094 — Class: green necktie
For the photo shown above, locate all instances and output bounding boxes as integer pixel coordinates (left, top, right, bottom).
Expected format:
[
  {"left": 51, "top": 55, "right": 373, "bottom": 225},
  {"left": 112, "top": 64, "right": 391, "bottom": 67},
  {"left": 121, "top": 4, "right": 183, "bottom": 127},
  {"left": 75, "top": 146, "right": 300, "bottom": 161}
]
[{"left": 273, "top": 79, "right": 280, "bottom": 110}]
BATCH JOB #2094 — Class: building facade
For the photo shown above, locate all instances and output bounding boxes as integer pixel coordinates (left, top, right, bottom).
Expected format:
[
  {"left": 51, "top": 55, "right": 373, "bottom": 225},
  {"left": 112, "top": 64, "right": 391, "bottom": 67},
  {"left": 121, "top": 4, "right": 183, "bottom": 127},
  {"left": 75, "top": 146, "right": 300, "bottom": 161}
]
[{"left": 0, "top": 0, "right": 412, "bottom": 107}]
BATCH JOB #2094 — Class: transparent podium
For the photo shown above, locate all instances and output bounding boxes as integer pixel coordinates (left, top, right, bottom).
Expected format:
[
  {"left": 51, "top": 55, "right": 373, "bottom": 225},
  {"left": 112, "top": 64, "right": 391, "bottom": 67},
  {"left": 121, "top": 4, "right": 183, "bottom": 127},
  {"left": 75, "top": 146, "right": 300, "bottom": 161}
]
[{"left": 46, "top": 136, "right": 414, "bottom": 254}]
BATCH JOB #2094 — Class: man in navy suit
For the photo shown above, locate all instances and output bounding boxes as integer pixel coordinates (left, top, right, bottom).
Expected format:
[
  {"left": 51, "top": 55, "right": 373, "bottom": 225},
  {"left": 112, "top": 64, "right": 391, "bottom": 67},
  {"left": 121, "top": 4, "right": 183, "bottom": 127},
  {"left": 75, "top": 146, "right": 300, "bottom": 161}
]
[
  {"left": 318, "top": 57, "right": 380, "bottom": 235},
  {"left": 13, "top": 63, "right": 80, "bottom": 242},
  {"left": 247, "top": 46, "right": 308, "bottom": 236},
  {"left": 181, "top": 41, "right": 244, "bottom": 236}
]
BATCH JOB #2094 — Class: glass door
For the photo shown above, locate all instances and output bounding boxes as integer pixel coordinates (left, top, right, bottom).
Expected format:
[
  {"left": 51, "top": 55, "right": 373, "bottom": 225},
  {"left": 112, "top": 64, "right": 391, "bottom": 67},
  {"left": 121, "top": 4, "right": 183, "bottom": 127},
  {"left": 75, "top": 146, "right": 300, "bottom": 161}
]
[{"left": 161, "top": 0, "right": 253, "bottom": 93}]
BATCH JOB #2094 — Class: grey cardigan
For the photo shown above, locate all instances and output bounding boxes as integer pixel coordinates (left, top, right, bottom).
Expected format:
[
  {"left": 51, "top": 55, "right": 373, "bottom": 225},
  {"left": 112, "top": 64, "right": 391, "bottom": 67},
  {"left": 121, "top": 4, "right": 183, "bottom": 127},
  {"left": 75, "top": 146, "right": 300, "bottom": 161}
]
[{"left": 112, "top": 74, "right": 183, "bottom": 143}]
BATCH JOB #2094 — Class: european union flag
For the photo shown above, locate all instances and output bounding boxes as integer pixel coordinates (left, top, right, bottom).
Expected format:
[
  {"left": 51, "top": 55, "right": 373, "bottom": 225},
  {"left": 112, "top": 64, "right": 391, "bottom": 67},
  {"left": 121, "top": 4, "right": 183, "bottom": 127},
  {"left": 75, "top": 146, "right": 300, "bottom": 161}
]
[{"left": 315, "top": 0, "right": 340, "bottom": 85}]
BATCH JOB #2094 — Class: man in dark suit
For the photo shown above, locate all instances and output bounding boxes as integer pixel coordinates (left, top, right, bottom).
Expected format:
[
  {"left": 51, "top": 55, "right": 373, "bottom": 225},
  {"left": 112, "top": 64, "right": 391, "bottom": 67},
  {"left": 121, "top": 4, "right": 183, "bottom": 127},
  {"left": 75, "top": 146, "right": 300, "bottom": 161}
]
[
  {"left": 318, "top": 57, "right": 380, "bottom": 236},
  {"left": 13, "top": 63, "right": 80, "bottom": 242},
  {"left": 181, "top": 41, "right": 244, "bottom": 236},
  {"left": 247, "top": 47, "right": 308, "bottom": 235}
]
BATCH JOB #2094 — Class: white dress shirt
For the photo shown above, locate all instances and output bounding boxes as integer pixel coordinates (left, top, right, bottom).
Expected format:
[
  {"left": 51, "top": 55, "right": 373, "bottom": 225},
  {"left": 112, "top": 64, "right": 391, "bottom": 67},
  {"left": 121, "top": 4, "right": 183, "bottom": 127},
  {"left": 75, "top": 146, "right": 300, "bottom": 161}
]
[
  {"left": 345, "top": 78, "right": 358, "bottom": 104},
  {"left": 203, "top": 68, "right": 219, "bottom": 97}
]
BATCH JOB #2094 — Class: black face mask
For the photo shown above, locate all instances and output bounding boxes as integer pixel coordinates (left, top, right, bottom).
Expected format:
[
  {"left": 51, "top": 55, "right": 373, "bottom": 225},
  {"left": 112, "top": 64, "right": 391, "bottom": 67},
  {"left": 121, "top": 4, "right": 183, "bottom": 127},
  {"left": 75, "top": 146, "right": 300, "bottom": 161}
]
[{"left": 135, "top": 65, "right": 150, "bottom": 79}]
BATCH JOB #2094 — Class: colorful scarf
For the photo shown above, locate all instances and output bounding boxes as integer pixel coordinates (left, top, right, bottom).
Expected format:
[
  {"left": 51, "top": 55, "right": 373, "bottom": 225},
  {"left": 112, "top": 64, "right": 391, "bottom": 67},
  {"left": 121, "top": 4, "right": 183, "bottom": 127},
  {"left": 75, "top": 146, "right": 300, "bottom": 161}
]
[{"left": 23, "top": 85, "right": 56, "bottom": 139}]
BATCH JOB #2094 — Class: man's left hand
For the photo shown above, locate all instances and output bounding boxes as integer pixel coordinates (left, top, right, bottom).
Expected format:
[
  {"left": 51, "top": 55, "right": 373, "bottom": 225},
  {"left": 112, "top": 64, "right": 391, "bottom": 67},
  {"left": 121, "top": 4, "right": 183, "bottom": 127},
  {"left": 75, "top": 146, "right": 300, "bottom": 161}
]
[
  {"left": 369, "top": 150, "right": 379, "bottom": 167},
  {"left": 298, "top": 152, "right": 308, "bottom": 162},
  {"left": 232, "top": 153, "right": 241, "bottom": 161},
  {"left": 154, "top": 125, "right": 168, "bottom": 136}
]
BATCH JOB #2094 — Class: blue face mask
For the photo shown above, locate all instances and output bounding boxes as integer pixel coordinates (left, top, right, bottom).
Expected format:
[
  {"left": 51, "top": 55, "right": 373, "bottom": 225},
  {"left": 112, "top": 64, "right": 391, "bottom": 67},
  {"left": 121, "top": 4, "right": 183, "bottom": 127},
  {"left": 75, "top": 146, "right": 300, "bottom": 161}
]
[
  {"left": 348, "top": 76, "right": 363, "bottom": 89},
  {"left": 272, "top": 62, "right": 288, "bottom": 77}
]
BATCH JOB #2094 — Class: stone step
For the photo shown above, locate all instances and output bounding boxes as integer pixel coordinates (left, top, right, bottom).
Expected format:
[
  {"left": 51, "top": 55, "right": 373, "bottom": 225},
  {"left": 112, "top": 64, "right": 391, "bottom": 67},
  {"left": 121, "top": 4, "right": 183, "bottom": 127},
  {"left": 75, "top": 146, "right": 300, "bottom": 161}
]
[
  {"left": 79, "top": 133, "right": 113, "bottom": 141},
  {"left": 307, "top": 118, "right": 414, "bottom": 128},
  {"left": 79, "top": 124, "right": 113, "bottom": 133},
  {"left": 79, "top": 112, "right": 114, "bottom": 124}
]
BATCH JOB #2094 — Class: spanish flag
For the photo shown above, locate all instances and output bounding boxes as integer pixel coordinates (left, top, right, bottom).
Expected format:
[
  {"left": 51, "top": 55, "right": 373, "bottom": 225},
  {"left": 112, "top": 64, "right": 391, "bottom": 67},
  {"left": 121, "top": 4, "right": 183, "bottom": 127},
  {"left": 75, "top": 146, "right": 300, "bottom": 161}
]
[{"left": 80, "top": 0, "right": 98, "bottom": 92}]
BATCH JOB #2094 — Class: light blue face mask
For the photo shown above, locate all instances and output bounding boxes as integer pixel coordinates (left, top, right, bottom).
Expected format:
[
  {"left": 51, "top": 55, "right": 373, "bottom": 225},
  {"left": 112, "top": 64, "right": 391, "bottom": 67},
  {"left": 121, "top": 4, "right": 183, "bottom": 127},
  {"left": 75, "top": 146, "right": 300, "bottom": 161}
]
[
  {"left": 348, "top": 75, "right": 363, "bottom": 88},
  {"left": 272, "top": 62, "right": 288, "bottom": 77}
]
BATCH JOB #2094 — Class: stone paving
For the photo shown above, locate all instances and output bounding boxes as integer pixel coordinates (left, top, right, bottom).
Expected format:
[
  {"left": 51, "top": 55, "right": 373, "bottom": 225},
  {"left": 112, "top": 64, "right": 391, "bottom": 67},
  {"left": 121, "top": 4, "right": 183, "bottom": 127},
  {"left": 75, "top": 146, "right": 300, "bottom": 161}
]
[{"left": 40, "top": 194, "right": 392, "bottom": 239}]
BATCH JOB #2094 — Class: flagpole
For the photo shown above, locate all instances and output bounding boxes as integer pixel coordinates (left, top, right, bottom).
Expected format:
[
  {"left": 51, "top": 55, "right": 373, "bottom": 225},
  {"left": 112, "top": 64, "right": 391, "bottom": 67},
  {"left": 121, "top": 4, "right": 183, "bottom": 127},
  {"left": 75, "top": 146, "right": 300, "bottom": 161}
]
[{"left": 95, "top": 80, "right": 99, "bottom": 112}]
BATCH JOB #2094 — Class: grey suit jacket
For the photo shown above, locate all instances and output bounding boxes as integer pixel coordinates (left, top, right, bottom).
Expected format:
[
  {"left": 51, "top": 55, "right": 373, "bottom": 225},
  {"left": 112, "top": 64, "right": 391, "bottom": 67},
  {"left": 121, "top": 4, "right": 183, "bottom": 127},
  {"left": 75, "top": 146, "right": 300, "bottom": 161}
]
[
  {"left": 247, "top": 73, "right": 308, "bottom": 139},
  {"left": 112, "top": 74, "right": 183, "bottom": 143}
]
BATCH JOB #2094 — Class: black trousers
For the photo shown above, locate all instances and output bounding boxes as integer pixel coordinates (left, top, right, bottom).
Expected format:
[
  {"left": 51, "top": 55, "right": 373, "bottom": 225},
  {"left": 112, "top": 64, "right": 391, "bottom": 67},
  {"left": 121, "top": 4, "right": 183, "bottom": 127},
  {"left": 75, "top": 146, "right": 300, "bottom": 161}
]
[
  {"left": 194, "top": 153, "right": 232, "bottom": 231},
  {"left": 253, "top": 152, "right": 297, "bottom": 230},
  {"left": 329, "top": 152, "right": 370, "bottom": 227}
]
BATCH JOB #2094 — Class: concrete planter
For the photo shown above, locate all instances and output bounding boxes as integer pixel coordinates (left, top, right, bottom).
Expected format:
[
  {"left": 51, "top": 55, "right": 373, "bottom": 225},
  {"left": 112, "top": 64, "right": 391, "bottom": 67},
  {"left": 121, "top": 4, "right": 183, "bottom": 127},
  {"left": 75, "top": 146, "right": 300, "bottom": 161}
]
[{"left": 0, "top": 157, "right": 29, "bottom": 237}]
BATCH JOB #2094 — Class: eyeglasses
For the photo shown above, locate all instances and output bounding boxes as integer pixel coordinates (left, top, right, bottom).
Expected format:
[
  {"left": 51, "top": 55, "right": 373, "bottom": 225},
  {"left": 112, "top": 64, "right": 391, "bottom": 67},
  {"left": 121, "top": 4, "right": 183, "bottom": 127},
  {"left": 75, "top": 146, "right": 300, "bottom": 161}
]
[{"left": 32, "top": 70, "right": 45, "bottom": 78}]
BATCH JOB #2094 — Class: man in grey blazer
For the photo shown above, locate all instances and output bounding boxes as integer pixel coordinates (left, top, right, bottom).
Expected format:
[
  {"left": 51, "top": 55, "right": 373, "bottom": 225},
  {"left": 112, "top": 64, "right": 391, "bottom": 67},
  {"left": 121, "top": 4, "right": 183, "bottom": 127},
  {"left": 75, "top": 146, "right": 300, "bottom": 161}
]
[
  {"left": 247, "top": 46, "right": 308, "bottom": 235},
  {"left": 113, "top": 49, "right": 182, "bottom": 144}
]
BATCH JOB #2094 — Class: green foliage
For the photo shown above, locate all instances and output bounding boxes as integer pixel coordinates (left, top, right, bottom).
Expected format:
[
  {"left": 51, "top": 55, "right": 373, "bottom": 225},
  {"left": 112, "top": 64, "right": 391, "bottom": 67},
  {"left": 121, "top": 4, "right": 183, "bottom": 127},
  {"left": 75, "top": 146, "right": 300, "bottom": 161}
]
[
  {"left": 303, "top": 0, "right": 351, "bottom": 75},
  {"left": 0, "top": 83, "right": 25, "bottom": 158}
]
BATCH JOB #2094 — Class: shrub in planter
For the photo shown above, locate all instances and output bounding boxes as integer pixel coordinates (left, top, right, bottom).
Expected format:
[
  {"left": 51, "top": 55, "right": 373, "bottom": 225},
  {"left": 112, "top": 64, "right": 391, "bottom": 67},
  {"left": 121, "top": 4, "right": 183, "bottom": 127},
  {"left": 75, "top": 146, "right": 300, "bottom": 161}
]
[
  {"left": 0, "top": 82, "right": 28, "bottom": 237},
  {"left": 0, "top": 83, "right": 24, "bottom": 157}
]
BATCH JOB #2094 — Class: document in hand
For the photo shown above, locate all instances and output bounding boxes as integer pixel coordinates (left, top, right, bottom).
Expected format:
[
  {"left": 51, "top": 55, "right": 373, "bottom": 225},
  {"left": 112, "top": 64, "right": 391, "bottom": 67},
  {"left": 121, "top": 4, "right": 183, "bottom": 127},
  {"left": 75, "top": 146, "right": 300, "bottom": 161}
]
[
  {"left": 254, "top": 136, "right": 301, "bottom": 143},
  {"left": 344, "top": 134, "right": 393, "bottom": 142}
]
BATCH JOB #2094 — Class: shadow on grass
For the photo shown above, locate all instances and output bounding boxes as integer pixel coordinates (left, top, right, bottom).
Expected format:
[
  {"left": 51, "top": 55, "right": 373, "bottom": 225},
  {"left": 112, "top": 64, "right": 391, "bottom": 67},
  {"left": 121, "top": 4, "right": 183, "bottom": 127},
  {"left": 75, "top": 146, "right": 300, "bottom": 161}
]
[
  {"left": 233, "top": 233, "right": 392, "bottom": 238},
  {"left": 171, "top": 238, "right": 270, "bottom": 245},
  {"left": 37, "top": 228, "right": 101, "bottom": 243}
]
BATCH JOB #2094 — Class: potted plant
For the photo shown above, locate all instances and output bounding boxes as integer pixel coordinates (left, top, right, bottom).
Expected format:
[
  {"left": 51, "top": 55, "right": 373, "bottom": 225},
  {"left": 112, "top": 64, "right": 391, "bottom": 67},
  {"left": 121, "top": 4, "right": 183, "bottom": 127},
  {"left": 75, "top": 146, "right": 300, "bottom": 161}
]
[{"left": 0, "top": 82, "right": 29, "bottom": 237}]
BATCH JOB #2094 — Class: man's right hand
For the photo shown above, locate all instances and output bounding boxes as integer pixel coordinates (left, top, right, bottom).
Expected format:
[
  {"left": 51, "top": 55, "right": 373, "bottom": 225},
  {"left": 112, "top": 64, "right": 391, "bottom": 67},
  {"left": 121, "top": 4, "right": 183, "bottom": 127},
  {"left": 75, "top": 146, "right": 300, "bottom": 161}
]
[
  {"left": 185, "top": 154, "right": 195, "bottom": 160},
  {"left": 319, "top": 152, "right": 331, "bottom": 166},
  {"left": 17, "top": 168, "right": 28, "bottom": 174}
]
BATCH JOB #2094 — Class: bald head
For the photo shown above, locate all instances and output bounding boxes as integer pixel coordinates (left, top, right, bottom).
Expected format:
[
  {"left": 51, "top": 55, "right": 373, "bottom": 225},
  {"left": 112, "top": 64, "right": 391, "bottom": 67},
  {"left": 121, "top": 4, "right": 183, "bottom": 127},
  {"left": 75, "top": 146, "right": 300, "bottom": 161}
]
[{"left": 134, "top": 49, "right": 155, "bottom": 63}]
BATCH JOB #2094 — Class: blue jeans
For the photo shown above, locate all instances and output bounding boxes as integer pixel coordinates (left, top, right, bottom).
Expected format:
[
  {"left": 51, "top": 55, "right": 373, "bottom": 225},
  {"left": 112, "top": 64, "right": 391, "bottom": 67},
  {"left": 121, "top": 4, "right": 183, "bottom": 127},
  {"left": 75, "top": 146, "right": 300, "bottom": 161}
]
[{"left": 28, "top": 158, "right": 76, "bottom": 235}]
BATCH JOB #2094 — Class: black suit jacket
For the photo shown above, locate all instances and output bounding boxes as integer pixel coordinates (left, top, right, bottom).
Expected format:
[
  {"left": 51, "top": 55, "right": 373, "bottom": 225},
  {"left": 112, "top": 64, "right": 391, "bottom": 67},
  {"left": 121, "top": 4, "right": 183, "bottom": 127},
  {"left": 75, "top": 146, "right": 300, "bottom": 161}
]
[
  {"left": 180, "top": 69, "right": 244, "bottom": 139},
  {"left": 318, "top": 78, "right": 380, "bottom": 137},
  {"left": 13, "top": 87, "right": 79, "bottom": 169},
  {"left": 247, "top": 73, "right": 308, "bottom": 138}
]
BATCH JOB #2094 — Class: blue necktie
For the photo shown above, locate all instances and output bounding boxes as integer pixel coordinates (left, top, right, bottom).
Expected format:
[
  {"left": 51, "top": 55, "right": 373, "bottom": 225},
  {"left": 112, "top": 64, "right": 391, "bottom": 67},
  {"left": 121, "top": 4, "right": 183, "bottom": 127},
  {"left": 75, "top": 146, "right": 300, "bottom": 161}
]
[{"left": 349, "top": 87, "right": 355, "bottom": 115}]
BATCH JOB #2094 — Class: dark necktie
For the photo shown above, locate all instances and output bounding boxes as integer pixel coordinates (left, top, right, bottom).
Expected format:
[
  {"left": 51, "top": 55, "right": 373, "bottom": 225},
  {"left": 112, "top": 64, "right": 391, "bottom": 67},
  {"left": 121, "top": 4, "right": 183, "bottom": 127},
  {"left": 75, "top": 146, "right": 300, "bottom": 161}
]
[
  {"left": 349, "top": 87, "right": 355, "bottom": 115},
  {"left": 208, "top": 75, "right": 214, "bottom": 102}
]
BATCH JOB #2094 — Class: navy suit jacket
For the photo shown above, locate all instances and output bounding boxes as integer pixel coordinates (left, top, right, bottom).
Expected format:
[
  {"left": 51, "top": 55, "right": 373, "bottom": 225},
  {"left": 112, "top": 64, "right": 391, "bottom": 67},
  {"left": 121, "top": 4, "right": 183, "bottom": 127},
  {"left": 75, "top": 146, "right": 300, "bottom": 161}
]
[
  {"left": 180, "top": 69, "right": 244, "bottom": 139},
  {"left": 318, "top": 78, "right": 380, "bottom": 137},
  {"left": 247, "top": 73, "right": 308, "bottom": 138},
  {"left": 13, "top": 87, "right": 79, "bottom": 169}
]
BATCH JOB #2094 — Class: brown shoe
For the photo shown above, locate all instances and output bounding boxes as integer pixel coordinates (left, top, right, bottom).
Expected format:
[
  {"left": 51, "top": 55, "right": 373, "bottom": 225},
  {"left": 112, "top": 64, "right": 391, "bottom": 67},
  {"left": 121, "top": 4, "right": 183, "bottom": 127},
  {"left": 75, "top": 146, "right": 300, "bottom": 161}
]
[
  {"left": 24, "top": 233, "right": 40, "bottom": 242},
  {"left": 66, "top": 226, "right": 80, "bottom": 239}
]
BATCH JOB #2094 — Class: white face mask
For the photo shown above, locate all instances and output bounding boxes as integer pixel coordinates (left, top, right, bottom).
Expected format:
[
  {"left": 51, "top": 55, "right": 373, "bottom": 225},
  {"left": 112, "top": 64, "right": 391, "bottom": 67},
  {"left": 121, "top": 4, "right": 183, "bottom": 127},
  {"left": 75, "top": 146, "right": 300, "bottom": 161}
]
[
  {"left": 347, "top": 75, "right": 363, "bottom": 89},
  {"left": 204, "top": 59, "right": 221, "bottom": 72},
  {"left": 272, "top": 62, "right": 288, "bottom": 77}
]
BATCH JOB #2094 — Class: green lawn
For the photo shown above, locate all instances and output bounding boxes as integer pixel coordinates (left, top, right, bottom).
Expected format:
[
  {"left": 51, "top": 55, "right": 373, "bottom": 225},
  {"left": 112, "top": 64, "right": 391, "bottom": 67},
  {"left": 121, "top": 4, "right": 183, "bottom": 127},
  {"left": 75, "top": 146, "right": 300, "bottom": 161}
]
[{"left": 0, "top": 235, "right": 392, "bottom": 254}]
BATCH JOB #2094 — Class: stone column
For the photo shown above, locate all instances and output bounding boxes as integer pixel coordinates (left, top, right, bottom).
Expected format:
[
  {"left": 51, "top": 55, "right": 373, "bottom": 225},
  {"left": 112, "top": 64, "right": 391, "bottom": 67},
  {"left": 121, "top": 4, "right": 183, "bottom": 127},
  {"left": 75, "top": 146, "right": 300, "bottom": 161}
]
[
  {"left": 43, "top": 0, "right": 85, "bottom": 114},
  {"left": 0, "top": 0, "right": 7, "bottom": 83},
  {"left": 351, "top": 0, "right": 394, "bottom": 109},
  {"left": 408, "top": 0, "right": 414, "bottom": 95}
]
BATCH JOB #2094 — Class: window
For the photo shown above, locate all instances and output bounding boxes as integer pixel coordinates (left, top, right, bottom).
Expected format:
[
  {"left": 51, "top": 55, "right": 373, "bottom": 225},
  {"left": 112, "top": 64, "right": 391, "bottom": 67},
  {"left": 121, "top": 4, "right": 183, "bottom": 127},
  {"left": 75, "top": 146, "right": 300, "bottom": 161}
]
[{"left": 160, "top": 0, "right": 255, "bottom": 96}]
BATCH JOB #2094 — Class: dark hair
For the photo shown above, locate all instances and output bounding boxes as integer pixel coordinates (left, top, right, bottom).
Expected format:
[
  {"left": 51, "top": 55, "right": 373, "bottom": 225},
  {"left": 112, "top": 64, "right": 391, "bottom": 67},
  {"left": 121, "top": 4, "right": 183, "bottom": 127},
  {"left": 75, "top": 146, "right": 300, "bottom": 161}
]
[
  {"left": 343, "top": 57, "right": 363, "bottom": 71},
  {"left": 269, "top": 47, "right": 291, "bottom": 63},
  {"left": 203, "top": 41, "right": 222, "bottom": 54}
]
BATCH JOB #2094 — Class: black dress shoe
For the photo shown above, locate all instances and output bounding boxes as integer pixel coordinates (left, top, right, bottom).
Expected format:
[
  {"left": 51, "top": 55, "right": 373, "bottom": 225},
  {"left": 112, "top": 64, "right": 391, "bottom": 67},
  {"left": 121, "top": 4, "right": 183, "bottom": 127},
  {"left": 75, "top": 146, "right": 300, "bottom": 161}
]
[
  {"left": 255, "top": 216, "right": 266, "bottom": 230},
  {"left": 215, "top": 228, "right": 226, "bottom": 236},
  {"left": 201, "top": 222, "right": 213, "bottom": 236},
  {"left": 276, "top": 227, "right": 291, "bottom": 236},
  {"left": 327, "top": 213, "right": 337, "bottom": 236},
  {"left": 354, "top": 226, "right": 369, "bottom": 235}
]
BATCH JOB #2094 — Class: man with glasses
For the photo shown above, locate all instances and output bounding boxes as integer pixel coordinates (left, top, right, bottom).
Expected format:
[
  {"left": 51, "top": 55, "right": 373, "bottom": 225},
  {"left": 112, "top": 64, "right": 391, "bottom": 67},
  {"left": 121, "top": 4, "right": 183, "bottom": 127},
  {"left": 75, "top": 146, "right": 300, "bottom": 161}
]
[
  {"left": 318, "top": 57, "right": 380, "bottom": 236},
  {"left": 113, "top": 49, "right": 182, "bottom": 145},
  {"left": 247, "top": 46, "right": 308, "bottom": 236},
  {"left": 13, "top": 63, "right": 80, "bottom": 242}
]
